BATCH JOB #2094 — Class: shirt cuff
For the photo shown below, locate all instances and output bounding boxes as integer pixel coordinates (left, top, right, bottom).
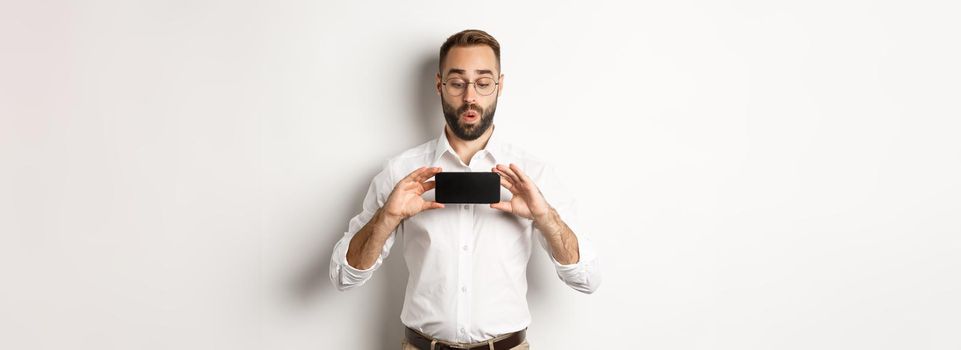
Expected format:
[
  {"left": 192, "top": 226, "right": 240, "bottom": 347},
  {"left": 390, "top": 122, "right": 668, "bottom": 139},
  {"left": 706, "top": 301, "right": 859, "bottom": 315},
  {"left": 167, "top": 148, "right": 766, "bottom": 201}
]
[
  {"left": 545, "top": 229, "right": 598, "bottom": 285},
  {"left": 550, "top": 249, "right": 588, "bottom": 281},
  {"left": 336, "top": 240, "right": 377, "bottom": 285}
]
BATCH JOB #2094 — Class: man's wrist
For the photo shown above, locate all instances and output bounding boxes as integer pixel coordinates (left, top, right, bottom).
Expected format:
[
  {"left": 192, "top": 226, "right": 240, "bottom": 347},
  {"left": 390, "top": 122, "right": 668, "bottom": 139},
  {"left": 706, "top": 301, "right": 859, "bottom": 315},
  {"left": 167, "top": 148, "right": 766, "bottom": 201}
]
[
  {"left": 533, "top": 207, "right": 563, "bottom": 238},
  {"left": 374, "top": 208, "right": 403, "bottom": 237}
]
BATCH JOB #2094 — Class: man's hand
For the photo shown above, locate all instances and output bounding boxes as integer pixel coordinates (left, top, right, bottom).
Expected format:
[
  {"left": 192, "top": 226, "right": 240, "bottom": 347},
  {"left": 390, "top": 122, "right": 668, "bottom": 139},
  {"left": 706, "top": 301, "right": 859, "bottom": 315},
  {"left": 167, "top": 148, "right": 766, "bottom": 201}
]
[
  {"left": 345, "top": 166, "right": 443, "bottom": 271},
  {"left": 492, "top": 163, "right": 580, "bottom": 264},
  {"left": 490, "top": 163, "right": 552, "bottom": 222},
  {"left": 383, "top": 166, "right": 445, "bottom": 222}
]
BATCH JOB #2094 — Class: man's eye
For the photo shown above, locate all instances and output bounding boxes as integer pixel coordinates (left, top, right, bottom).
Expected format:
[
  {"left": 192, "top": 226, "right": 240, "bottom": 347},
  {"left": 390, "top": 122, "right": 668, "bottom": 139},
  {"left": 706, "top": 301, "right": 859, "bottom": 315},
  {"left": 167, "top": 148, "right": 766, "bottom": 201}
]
[
  {"left": 478, "top": 83, "right": 491, "bottom": 88},
  {"left": 450, "top": 82, "right": 465, "bottom": 88}
]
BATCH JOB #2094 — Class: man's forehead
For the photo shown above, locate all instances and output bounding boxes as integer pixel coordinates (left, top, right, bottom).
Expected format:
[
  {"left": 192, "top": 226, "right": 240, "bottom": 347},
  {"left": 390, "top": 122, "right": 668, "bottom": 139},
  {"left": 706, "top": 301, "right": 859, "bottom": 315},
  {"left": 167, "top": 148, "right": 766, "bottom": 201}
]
[{"left": 442, "top": 46, "right": 499, "bottom": 77}]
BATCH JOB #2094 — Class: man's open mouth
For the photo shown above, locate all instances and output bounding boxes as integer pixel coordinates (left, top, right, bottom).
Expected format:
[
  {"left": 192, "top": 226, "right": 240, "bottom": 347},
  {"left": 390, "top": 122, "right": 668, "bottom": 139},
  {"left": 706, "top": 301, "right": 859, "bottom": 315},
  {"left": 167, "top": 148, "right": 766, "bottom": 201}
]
[{"left": 461, "top": 110, "right": 479, "bottom": 120}]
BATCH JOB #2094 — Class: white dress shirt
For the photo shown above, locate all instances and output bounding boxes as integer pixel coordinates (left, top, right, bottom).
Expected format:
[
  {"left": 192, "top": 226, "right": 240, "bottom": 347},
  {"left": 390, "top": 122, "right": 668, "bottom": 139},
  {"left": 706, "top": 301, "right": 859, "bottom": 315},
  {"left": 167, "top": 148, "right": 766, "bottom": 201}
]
[{"left": 329, "top": 126, "right": 601, "bottom": 343}]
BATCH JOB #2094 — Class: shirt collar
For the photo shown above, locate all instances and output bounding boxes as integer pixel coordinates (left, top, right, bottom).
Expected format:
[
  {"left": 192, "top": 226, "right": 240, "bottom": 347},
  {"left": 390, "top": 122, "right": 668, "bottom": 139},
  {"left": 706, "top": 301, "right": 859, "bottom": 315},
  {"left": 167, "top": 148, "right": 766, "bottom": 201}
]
[{"left": 432, "top": 125, "right": 503, "bottom": 165}]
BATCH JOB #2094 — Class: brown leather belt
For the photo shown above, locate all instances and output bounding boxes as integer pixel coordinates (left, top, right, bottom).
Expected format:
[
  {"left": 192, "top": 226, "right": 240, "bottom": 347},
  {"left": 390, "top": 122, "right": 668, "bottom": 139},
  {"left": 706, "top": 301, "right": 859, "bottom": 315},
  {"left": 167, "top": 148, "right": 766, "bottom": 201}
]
[{"left": 405, "top": 327, "right": 526, "bottom": 350}]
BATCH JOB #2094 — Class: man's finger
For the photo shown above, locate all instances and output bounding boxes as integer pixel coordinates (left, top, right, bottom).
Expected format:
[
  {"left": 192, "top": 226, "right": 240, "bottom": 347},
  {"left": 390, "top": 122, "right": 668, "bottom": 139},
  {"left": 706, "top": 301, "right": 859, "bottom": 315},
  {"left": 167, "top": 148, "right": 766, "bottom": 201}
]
[
  {"left": 490, "top": 201, "right": 512, "bottom": 213},
  {"left": 422, "top": 201, "right": 445, "bottom": 211},
  {"left": 502, "top": 164, "right": 521, "bottom": 184},
  {"left": 403, "top": 166, "right": 428, "bottom": 182},
  {"left": 497, "top": 164, "right": 521, "bottom": 184},
  {"left": 421, "top": 180, "right": 437, "bottom": 192},
  {"left": 493, "top": 165, "right": 511, "bottom": 182},
  {"left": 413, "top": 166, "right": 442, "bottom": 183},
  {"left": 493, "top": 167, "right": 514, "bottom": 184},
  {"left": 508, "top": 163, "right": 531, "bottom": 183},
  {"left": 494, "top": 170, "right": 518, "bottom": 193}
]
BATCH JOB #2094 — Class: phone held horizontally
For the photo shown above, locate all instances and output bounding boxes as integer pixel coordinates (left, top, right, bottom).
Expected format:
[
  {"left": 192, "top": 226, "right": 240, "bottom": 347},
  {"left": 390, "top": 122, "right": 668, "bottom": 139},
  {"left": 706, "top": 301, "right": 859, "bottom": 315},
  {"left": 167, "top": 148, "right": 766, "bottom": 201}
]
[{"left": 434, "top": 172, "right": 500, "bottom": 204}]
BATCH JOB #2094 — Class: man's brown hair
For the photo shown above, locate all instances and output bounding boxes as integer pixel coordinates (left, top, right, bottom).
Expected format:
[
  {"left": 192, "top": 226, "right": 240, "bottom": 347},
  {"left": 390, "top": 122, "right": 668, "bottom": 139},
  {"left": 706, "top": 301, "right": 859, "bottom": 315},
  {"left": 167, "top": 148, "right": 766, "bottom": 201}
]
[{"left": 438, "top": 29, "right": 501, "bottom": 76}]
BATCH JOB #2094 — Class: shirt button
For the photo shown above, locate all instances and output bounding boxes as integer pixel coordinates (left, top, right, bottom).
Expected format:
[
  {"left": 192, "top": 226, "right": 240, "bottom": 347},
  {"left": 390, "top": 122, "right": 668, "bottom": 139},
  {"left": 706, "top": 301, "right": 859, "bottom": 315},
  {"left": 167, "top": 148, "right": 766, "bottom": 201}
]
[
  {"left": 460, "top": 327, "right": 466, "bottom": 334},
  {"left": 462, "top": 245, "right": 468, "bottom": 251},
  {"left": 462, "top": 205, "right": 469, "bottom": 210},
  {"left": 461, "top": 286, "right": 467, "bottom": 293}
]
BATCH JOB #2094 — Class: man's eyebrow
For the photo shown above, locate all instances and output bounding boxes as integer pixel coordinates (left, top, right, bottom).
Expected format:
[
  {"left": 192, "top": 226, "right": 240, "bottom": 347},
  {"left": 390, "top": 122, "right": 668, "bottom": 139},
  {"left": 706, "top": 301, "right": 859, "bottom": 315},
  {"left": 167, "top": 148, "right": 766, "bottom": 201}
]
[{"left": 446, "top": 68, "right": 496, "bottom": 77}]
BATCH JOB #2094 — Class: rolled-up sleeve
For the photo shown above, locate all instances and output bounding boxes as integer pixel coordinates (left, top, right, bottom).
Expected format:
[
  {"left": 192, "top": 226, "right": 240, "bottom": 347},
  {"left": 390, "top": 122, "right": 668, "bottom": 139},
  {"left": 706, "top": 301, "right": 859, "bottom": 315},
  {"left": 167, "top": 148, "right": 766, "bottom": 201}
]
[
  {"left": 329, "top": 162, "right": 400, "bottom": 291},
  {"left": 532, "top": 163, "right": 602, "bottom": 294}
]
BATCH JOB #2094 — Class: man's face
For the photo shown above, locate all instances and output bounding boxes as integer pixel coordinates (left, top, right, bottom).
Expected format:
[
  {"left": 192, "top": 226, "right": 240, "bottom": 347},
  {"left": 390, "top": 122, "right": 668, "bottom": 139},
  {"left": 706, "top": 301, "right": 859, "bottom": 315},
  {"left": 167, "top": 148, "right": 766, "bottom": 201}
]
[{"left": 436, "top": 45, "right": 504, "bottom": 141}]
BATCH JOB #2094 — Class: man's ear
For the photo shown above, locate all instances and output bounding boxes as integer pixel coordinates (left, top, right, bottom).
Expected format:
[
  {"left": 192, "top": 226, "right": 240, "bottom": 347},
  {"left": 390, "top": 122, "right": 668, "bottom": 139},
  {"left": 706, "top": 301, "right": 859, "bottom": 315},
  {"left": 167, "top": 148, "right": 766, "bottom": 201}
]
[
  {"left": 497, "top": 73, "right": 505, "bottom": 97},
  {"left": 435, "top": 73, "right": 443, "bottom": 95}
]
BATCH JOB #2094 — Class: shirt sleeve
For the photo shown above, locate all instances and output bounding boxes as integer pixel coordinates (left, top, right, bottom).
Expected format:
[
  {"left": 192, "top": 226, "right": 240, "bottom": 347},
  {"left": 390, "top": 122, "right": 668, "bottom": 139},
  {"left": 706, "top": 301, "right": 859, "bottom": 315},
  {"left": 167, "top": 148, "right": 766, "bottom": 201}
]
[
  {"left": 329, "top": 161, "right": 401, "bottom": 291},
  {"left": 532, "top": 163, "right": 602, "bottom": 294}
]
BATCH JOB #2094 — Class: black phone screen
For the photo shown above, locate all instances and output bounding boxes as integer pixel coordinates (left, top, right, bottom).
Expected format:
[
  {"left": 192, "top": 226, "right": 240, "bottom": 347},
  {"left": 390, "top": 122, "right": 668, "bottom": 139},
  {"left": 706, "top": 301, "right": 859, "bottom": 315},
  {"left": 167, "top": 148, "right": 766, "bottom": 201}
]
[{"left": 434, "top": 172, "right": 501, "bottom": 204}]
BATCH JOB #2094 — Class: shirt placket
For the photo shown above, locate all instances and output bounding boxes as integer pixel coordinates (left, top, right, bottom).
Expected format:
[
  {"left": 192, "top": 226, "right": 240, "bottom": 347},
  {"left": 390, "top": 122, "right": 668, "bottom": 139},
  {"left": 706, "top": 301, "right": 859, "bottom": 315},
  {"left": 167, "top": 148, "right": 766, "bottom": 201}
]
[
  {"left": 456, "top": 199, "right": 473, "bottom": 342},
  {"left": 453, "top": 153, "right": 492, "bottom": 342}
]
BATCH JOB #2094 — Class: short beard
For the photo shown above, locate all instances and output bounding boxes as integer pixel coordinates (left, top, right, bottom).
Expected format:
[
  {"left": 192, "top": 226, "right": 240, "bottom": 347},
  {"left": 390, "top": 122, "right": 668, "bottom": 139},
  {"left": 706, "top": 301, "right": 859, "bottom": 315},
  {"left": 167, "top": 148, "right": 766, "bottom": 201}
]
[{"left": 441, "top": 98, "right": 496, "bottom": 141}]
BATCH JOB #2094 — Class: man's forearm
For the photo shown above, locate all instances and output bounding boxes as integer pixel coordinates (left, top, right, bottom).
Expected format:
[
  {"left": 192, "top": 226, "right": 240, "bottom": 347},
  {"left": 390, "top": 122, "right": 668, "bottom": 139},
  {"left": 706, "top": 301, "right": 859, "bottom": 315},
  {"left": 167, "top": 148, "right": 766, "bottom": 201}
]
[
  {"left": 533, "top": 207, "right": 580, "bottom": 265},
  {"left": 346, "top": 208, "right": 402, "bottom": 270}
]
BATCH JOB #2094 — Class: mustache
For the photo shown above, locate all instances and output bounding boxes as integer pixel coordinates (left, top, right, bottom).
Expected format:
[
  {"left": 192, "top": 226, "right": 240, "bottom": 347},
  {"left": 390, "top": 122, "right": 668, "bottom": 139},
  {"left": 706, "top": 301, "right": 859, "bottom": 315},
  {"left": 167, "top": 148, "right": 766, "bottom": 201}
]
[{"left": 458, "top": 104, "right": 483, "bottom": 115}]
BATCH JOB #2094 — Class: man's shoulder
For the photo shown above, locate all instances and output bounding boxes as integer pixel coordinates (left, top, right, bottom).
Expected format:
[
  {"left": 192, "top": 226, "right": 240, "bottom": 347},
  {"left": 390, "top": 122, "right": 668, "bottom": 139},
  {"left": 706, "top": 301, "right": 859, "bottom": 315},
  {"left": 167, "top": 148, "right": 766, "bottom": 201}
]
[
  {"left": 488, "top": 127, "right": 547, "bottom": 165},
  {"left": 387, "top": 138, "right": 436, "bottom": 164},
  {"left": 492, "top": 142, "right": 561, "bottom": 185},
  {"left": 495, "top": 142, "right": 542, "bottom": 164},
  {"left": 365, "top": 139, "right": 436, "bottom": 190},
  {"left": 375, "top": 138, "right": 437, "bottom": 179}
]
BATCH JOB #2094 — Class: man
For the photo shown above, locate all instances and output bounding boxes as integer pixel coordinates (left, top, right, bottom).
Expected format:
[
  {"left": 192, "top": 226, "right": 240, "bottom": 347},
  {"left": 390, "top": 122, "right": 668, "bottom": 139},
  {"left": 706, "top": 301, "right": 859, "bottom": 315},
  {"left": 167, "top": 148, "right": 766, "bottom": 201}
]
[{"left": 329, "top": 29, "right": 601, "bottom": 350}]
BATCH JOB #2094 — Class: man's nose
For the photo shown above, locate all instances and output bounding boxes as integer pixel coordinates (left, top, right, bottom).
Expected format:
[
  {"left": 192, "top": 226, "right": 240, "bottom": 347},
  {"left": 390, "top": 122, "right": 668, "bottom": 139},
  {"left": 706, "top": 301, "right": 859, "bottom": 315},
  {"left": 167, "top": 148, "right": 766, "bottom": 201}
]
[{"left": 462, "top": 84, "right": 478, "bottom": 104}]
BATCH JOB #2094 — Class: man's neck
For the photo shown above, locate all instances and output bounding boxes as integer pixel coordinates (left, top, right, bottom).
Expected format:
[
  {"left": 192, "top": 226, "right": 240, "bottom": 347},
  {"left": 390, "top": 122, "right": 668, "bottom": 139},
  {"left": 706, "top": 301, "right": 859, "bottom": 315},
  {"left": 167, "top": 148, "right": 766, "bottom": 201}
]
[{"left": 445, "top": 124, "right": 494, "bottom": 166}]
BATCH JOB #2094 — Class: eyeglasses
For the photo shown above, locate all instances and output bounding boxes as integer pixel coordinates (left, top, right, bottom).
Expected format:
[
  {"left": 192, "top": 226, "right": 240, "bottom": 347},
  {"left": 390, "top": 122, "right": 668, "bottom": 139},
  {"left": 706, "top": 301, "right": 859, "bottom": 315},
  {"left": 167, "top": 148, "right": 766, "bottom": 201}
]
[{"left": 442, "top": 77, "right": 499, "bottom": 97}]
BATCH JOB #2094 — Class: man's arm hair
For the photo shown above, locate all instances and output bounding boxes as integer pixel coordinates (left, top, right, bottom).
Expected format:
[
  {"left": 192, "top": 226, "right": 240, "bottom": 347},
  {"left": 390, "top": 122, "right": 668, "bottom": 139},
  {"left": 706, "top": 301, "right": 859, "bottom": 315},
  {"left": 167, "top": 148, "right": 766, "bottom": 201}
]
[{"left": 345, "top": 207, "right": 402, "bottom": 270}]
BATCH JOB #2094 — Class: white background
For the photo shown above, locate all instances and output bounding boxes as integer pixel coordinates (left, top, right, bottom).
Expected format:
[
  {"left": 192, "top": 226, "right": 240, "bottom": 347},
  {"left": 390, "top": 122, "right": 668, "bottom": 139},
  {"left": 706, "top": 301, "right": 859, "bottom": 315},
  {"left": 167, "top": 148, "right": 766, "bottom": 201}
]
[{"left": 2, "top": 1, "right": 959, "bottom": 349}]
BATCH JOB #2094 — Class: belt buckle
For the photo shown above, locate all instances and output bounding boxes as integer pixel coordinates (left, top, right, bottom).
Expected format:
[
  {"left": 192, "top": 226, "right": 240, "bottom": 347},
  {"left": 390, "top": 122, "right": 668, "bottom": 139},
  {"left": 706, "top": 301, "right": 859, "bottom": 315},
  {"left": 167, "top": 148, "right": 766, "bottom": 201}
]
[
  {"left": 441, "top": 344, "right": 471, "bottom": 350},
  {"left": 436, "top": 342, "right": 473, "bottom": 350}
]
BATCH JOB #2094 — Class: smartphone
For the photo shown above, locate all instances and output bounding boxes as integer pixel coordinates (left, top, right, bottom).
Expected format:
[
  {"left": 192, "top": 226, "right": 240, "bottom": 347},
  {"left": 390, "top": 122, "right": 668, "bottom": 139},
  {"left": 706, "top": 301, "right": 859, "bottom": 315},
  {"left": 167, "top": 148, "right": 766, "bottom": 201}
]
[{"left": 434, "top": 172, "right": 501, "bottom": 204}]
